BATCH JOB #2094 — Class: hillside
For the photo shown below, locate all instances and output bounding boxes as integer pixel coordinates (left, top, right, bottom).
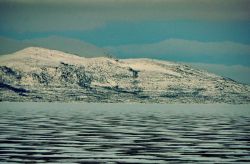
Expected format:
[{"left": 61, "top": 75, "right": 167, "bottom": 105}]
[{"left": 0, "top": 47, "right": 249, "bottom": 103}]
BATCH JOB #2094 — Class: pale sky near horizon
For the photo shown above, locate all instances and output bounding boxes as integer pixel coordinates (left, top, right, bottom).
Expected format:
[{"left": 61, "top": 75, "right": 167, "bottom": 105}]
[{"left": 0, "top": 0, "right": 250, "bottom": 83}]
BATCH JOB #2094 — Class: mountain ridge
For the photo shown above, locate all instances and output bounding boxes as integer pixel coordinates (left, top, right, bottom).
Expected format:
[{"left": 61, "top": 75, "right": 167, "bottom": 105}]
[{"left": 0, "top": 47, "right": 249, "bottom": 103}]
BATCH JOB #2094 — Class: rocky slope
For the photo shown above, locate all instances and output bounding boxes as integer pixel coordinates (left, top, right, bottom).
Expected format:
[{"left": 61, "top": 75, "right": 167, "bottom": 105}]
[{"left": 0, "top": 47, "right": 249, "bottom": 103}]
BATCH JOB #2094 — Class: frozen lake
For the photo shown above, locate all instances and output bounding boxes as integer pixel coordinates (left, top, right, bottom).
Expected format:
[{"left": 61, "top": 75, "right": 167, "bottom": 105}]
[{"left": 0, "top": 103, "right": 250, "bottom": 163}]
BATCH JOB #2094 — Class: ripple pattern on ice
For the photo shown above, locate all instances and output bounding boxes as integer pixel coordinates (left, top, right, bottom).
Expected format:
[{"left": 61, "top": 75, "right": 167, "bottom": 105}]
[{"left": 0, "top": 103, "right": 250, "bottom": 163}]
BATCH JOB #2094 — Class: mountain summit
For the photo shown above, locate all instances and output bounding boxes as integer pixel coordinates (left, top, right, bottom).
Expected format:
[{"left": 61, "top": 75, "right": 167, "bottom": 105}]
[{"left": 0, "top": 47, "right": 249, "bottom": 103}]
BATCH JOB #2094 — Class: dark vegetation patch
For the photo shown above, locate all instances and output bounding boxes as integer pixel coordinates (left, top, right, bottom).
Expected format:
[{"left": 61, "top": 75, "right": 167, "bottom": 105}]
[
  {"left": 0, "top": 82, "right": 29, "bottom": 93},
  {"left": 58, "top": 62, "right": 92, "bottom": 87},
  {"left": 0, "top": 66, "right": 22, "bottom": 81}
]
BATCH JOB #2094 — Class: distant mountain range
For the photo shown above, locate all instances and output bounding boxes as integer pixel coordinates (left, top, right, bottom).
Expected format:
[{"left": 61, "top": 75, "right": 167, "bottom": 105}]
[
  {"left": 0, "top": 36, "right": 111, "bottom": 57},
  {"left": 0, "top": 47, "right": 249, "bottom": 103}
]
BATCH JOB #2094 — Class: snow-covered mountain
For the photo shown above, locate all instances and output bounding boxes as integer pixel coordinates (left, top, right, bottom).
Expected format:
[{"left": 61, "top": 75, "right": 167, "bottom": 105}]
[
  {"left": 23, "top": 36, "right": 111, "bottom": 57},
  {"left": 0, "top": 47, "right": 249, "bottom": 103}
]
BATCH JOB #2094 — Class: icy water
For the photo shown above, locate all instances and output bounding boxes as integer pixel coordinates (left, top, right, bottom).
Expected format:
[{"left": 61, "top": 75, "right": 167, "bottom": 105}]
[{"left": 0, "top": 103, "right": 249, "bottom": 163}]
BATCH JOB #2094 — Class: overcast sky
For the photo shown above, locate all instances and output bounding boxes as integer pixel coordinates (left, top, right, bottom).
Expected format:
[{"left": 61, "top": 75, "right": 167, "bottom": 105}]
[{"left": 0, "top": 0, "right": 250, "bottom": 83}]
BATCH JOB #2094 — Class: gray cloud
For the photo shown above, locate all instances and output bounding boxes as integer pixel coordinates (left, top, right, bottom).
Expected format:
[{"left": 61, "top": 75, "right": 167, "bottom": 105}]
[{"left": 0, "top": 0, "right": 250, "bottom": 32}]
